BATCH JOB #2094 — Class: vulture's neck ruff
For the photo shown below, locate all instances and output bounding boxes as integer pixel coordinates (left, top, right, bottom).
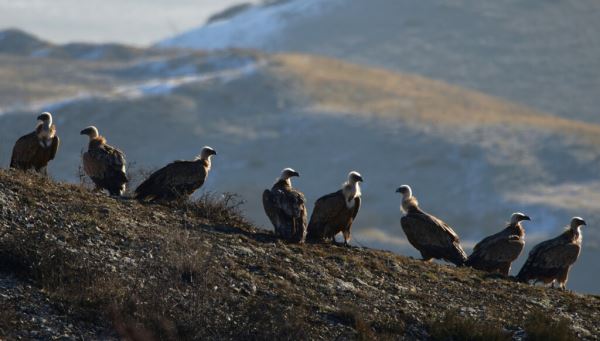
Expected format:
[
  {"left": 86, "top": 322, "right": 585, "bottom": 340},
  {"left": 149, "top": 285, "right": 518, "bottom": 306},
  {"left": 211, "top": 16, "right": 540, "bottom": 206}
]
[
  {"left": 275, "top": 176, "right": 292, "bottom": 188},
  {"left": 89, "top": 136, "right": 106, "bottom": 147},
  {"left": 36, "top": 121, "right": 55, "bottom": 148},
  {"left": 199, "top": 154, "right": 214, "bottom": 171},
  {"left": 400, "top": 194, "right": 419, "bottom": 214},
  {"left": 571, "top": 225, "right": 583, "bottom": 245},
  {"left": 343, "top": 179, "right": 361, "bottom": 209}
]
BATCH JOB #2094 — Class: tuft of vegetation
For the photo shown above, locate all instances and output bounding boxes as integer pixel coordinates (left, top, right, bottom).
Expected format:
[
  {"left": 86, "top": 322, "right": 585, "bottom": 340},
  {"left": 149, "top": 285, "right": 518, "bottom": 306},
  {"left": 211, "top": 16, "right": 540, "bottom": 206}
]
[
  {"left": 333, "top": 306, "right": 376, "bottom": 341},
  {"left": 524, "top": 310, "right": 578, "bottom": 341},
  {"left": 429, "top": 311, "right": 511, "bottom": 341}
]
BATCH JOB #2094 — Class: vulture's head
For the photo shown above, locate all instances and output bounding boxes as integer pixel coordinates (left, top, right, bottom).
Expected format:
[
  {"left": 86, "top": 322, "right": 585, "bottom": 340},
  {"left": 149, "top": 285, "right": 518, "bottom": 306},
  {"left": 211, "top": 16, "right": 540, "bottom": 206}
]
[
  {"left": 201, "top": 146, "right": 217, "bottom": 159},
  {"left": 570, "top": 217, "right": 587, "bottom": 229},
  {"left": 510, "top": 212, "right": 531, "bottom": 224},
  {"left": 280, "top": 168, "right": 300, "bottom": 179},
  {"left": 348, "top": 171, "right": 363, "bottom": 184},
  {"left": 80, "top": 126, "right": 99, "bottom": 139},
  {"left": 395, "top": 185, "right": 413, "bottom": 198},
  {"left": 37, "top": 112, "right": 53, "bottom": 125}
]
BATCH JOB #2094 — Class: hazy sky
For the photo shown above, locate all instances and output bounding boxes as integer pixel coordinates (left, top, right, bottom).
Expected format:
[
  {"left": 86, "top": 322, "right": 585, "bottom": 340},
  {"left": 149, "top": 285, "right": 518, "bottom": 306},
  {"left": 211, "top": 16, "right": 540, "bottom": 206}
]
[{"left": 0, "top": 0, "right": 259, "bottom": 45}]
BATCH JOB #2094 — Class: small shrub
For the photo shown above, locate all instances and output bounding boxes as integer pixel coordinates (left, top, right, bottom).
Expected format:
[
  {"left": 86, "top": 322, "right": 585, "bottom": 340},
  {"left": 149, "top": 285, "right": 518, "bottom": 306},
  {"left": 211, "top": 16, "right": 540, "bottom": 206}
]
[
  {"left": 524, "top": 310, "right": 577, "bottom": 341},
  {"left": 334, "top": 306, "right": 376, "bottom": 341},
  {"left": 429, "top": 311, "right": 510, "bottom": 341},
  {"left": 187, "top": 192, "right": 249, "bottom": 227}
]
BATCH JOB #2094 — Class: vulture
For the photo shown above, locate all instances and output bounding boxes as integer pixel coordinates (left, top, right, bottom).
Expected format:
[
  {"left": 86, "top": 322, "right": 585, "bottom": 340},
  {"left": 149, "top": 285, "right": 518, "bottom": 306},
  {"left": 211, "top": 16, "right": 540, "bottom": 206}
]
[
  {"left": 135, "top": 146, "right": 217, "bottom": 202},
  {"left": 306, "top": 171, "right": 363, "bottom": 246},
  {"left": 396, "top": 185, "right": 467, "bottom": 266},
  {"left": 262, "top": 168, "right": 307, "bottom": 243},
  {"left": 466, "top": 212, "right": 531, "bottom": 275},
  {"left": 517, "top": 217, "right": 587, "bottom": 290},
  {"left": 10, "top": 112, "right": 60, "bottom": 173},
  {"left": 80, "top": 126, "right": 128, "bottom": 196}
]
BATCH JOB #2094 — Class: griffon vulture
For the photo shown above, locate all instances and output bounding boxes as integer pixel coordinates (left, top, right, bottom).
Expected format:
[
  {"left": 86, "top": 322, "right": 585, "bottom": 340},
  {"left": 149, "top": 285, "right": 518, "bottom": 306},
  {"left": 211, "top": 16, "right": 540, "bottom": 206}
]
[
  {"left": 466, "top": 212, "right": 530, "bottom": 275},
  {"left": 10, "top": 112, "right": 60, "bottom": 173},
  {"left": 135, "top": 146, "right": 217, "bottom": 202},
  {"left": 80, "top": 126, "right": 128, "bottom": 196},
  {"left": 396, "top": 185, "right": 467, "bottom": 266},
  {"left": 306, "top": 171, "right": 363, "bottom": 246},
  {"left": 263, "top": 168, "right": 307, "bottom": 243},
  {"left": 517, "top": 217, "right": 587, "bottom": 290}
]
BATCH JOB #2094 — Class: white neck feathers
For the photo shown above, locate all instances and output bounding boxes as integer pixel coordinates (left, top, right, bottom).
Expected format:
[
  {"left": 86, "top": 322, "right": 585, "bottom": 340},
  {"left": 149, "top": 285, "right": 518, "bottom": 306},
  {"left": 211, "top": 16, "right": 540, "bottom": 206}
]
[
  {"left": 343, "top": 180, "right": 361, "bottom": 208},
  {"left": 400, "top": 193, "right": 417, "bottom": 214},
  {"left": 573, "top": 225, "right": 583, "bottom": 244},
  {"left": 201, "top": 154, "right": 213, "bottom": 171}
]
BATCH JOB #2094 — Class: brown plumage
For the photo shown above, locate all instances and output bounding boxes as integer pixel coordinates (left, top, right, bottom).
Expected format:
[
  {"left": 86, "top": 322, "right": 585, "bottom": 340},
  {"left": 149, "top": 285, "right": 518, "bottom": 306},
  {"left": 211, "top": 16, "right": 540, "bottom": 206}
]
[
  {"left": 80, "top": 126, "right": 128, "bottom": 196},
  {"left": 135, "top": 146, "right": 216, "bottom": 202},
  {"left": 263, "top": 168, "right": 307, "bottom": 243},
  {"left": 466, "top": 212, "right": 530, "bottom": 275},
  {"left": 306, "top": 171, "right": 363, "bottom": 246},
  {"left": 10, "top": 112, "right": 59, "bottom": 173},
  {"left": 517, "top": 217, "right": 586, "bottom": 290},
  {"left": 397, "top": 185, "right": 467, "bottom": 266}
]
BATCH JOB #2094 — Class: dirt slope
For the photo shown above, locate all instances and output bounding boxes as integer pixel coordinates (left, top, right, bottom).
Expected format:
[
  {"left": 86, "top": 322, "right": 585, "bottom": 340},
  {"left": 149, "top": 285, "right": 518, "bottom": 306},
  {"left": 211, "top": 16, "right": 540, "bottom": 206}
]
[{"left": 0, "top": 170, "right": 598, "bottom": 340}]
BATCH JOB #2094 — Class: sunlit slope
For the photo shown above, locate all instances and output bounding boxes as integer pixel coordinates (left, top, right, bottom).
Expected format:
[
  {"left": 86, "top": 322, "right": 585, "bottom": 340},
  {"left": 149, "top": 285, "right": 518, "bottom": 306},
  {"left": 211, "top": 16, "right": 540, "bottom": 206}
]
[
  {"left": 0, "top": 51, "right": 598, "bottom": 293},
  {"left": 274, "top": 54, "right": 600, "bottom": 138}
]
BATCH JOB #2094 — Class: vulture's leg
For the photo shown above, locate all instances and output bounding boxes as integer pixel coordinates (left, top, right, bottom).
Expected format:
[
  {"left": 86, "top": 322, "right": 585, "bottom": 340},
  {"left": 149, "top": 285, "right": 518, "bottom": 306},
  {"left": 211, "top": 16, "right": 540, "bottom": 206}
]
[
  {"left": 342, "top": 229, "right": 351, "bottom": 247},
  {"left": 499, "top": 263, "right": 511, "bottom": 276},
  {"left": 420, "top": 252, "right": 433, "bottom": 262}
]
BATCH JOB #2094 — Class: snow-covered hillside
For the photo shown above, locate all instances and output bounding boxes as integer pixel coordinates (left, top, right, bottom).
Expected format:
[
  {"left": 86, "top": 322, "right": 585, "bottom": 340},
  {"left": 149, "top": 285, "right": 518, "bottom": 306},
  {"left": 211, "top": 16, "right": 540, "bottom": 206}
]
[
  {"left": 158, "top": 0, "right": 600, "bottom": 125},
  {"left": 158, "top": 0, "right": 343, "bottom": 50}
]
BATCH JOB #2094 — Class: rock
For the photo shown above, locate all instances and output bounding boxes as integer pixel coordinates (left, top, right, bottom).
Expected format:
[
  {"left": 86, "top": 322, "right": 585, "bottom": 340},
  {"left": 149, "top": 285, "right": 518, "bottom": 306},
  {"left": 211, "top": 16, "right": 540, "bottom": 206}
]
[
  {"left": 335, "top": 279, "right": 357, "bottom": 292},
  {"left": 234, "top": 246, "right": 255, "bottom": 256}
]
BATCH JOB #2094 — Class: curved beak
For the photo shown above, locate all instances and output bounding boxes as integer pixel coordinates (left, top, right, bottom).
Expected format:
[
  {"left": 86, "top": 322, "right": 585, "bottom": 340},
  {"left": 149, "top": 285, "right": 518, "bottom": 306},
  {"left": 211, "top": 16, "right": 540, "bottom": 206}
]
[
  {"left": 292, "top": 171, "right": 300, "bottom": 177},
  {"left": 522, "top": 215, "right": 531, "bottom": 221},
  {"left": 80, "top": 129, "right": 88, "bottom": 135},
  {"left": 581, "top": 220, "right": 587, "bottom": 226},
  {"left": 395, "top": 187, "right": 402, "bottom": 193},
  {"left": 357, "top": 176, "right": 364, "bottom": 182},
  {"left": 211, "top": 150, "right": 218, "bottom": 156}
]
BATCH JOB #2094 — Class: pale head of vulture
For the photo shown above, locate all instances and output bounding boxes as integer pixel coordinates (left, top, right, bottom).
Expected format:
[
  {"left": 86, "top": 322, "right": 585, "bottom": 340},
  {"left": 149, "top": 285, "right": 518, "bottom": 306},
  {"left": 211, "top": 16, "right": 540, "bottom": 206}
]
[
  {"left": 343, "top": 171, "right": 363, "bottom": 208},
  {"left": 347, "top": 171, "right": 364, "bottom": 184},
  {"left": 199, "top": 146, "right": 217, "bottom": 170},
  {"left": 510, "top": 212, "right": 531, "bottom": 224},
  {"left": 277, "top": 168, "right": 300, "bottom": 186},
  {"left": 37, "top": 112, "right": 53, "bottom": 126},
  {"left": 396, "top": 184, "right": 418, "bottom": 213},
  {"left": 569, "top": 216, "right": 587, "bottom": 244},
  {"left": 395, "top": 184, "right": 413, "bottom": 198},
  {"left": 200, "top": 146, "right": 217, "bottom": 159},
  {"left": 80, "top": 126, "right": 100, "bottom": 140},
  {"left": 36, "top": 112, "right": 55, "bottom": 141},
  {"left": 570, "top": 217, "right": 587, "bottom": 229}
]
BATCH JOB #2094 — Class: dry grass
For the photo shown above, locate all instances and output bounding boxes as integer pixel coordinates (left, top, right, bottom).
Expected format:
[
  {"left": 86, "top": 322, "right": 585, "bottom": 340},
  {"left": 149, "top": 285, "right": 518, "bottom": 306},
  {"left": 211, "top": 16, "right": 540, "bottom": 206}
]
[
  {"left": 524, "top": 310, "right": 578, "bottom": 341},
  {"left": 272, "top": 53, "right": 600, "bottom": 145},
  {"left": 429, "top": 311, "right": 510, "bottom": 341}
]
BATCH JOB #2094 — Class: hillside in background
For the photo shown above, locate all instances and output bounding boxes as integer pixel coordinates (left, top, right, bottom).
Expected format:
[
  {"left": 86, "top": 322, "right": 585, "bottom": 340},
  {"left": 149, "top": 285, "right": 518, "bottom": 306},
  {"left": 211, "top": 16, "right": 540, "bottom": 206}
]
[
  {"left": 0, "top": 30, "right": 599, "bottom": 294},
  {"left": 1, "top": 170, "right": 599, "bottom": 339},
  {"left": 159, "top": 0, "right": 600, "bottom": 124}
]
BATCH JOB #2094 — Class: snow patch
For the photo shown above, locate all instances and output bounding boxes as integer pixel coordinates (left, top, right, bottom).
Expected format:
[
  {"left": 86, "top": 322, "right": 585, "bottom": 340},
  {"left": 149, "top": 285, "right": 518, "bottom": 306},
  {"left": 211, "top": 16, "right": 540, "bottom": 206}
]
[
  {"left": 0, "top": 58, "right": 265, "bottom": 115},
  {"left": 79, "top": 47, "right": 105, "bottom": 60},
  {"left": 157, "top": 0, "right": 342, "bottom": 50},
  {"left": 30, "top": 48, "right": 51, "bottom": 58}
]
